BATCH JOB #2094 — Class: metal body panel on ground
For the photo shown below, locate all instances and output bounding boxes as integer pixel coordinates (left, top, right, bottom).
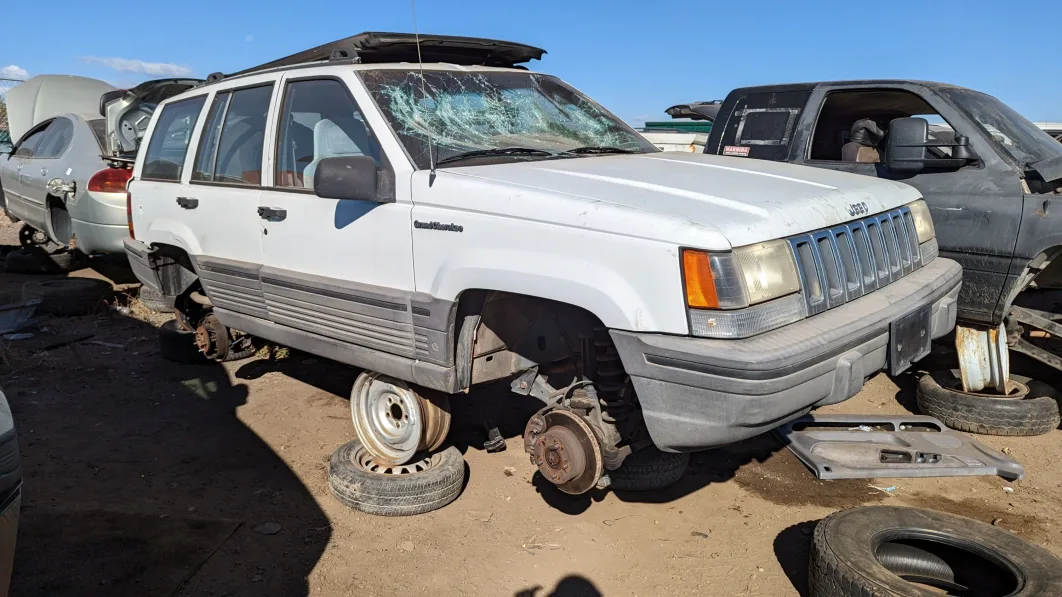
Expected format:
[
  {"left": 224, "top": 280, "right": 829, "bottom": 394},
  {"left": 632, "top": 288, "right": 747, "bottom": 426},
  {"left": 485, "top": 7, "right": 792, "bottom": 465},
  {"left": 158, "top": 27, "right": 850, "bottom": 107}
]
[{"left": 774, "top": 414, "right": 1025, "bottom": 481}]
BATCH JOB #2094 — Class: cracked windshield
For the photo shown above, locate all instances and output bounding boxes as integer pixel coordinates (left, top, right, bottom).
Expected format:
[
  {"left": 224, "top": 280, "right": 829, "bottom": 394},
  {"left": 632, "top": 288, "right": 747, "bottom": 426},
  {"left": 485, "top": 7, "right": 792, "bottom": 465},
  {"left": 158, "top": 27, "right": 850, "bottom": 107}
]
[{"left": 360, "top": 69, "right": 656, "bottom": 169}]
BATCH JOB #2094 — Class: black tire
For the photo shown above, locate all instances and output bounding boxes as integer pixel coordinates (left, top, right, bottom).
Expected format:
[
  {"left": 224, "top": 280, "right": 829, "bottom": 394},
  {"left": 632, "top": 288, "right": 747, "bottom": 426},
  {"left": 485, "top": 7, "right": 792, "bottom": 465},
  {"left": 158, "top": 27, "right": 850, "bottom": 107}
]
[
  {"left": 158, "top": 319, "right": 209, "bottom": 364},
  {"left": 809, "top": 505, "right": 1062, "bottom": 597},
  {"left": 607, "top": 446, "right": 689, "bottom": 491},
  {"left": 4, "top": 247, "right": 79, "bottom": 274},
  {"left": 139, "top": 286, "right": 173, "bottom": 313},
  {"left": 329, "top": 440, "right": 464, "bottom": 516},
  {"left": 22, "top": 277, "right": 112, "bottom": 316},
  {"left": 917, "top": 370, "right": 1060, "bottom": 436}
]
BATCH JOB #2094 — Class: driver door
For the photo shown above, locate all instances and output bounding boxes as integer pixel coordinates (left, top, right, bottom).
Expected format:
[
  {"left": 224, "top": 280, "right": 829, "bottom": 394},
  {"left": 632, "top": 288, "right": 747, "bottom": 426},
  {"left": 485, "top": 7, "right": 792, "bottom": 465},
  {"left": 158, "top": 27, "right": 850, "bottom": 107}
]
[
  {"left": 1, "top": 121, "right": 51, "bottom": 222},
  {"left": 795, "top": 85, "right": 1024, "bottom": 324}
]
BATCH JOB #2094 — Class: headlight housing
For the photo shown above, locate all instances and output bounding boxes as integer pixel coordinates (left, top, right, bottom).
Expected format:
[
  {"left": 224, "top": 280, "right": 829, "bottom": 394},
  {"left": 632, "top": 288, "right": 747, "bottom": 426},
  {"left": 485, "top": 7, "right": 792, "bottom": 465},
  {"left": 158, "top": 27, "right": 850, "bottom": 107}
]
[
  {"left": 682, "top": 241, "right": 805, "bottom": 338},
  {"left": 907, "top": 199, "right": 935, "bottom": 242}
]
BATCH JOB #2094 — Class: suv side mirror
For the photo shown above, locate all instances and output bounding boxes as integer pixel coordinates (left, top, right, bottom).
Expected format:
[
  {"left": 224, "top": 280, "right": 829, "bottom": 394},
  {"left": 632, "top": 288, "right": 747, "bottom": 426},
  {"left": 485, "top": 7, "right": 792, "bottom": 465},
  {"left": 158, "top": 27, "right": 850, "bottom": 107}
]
[
  {"left": 313, "top": 156, "right": 387, "bottom": 203},
  {"left": 886, "top": 117, "right": 978, "bottom": 172}
]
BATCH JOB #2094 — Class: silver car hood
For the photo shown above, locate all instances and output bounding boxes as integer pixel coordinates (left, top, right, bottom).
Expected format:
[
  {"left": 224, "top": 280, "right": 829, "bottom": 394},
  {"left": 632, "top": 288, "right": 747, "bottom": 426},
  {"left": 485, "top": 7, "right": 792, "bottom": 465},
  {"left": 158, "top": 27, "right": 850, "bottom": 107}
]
[{"left": 5, "top": 75, "right": 116, "bottom": 141}]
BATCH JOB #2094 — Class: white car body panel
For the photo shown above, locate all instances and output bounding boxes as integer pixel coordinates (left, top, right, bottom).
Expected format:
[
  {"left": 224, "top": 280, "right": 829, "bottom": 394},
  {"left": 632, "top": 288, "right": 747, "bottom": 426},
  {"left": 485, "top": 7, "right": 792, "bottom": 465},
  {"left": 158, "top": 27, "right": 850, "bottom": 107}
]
[{"left": 131, "top": 63, "right": 925, "bottom": 336}]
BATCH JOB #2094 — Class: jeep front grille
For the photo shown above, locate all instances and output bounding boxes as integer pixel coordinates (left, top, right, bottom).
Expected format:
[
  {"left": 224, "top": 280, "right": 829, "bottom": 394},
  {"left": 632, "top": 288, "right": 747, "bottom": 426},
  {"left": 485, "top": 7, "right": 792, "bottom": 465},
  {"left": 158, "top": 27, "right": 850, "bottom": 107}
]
[{"left": 788, "top": 206, "right": 923, "bottom": 316}]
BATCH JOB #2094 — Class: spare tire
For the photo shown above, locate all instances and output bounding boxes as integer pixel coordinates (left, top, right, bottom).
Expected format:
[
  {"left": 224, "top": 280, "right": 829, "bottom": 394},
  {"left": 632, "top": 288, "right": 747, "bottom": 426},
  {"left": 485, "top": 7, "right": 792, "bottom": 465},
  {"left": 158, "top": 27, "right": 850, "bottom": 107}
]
[
  {"left": 157, "top": 319, "right": 208, "bottom": 364},
  {"left": 5, "top": 247, "right": 79, "bottom": 274},
  {"left": 329, "top": 440, "right": 464, "bottom": 516},
  {"left": 22, "top": 278, "right": 112, "bottom": 316},
  {"left": 607, "top": 447, "right": 689, "bottom": 491},
  {"left": 810, "top": 505, "right": 1062, "bottom": 597},
  {"left": 138, "top": 286, "right": 173, "bottom": 313},
  {"left": 917, "top": 370, "right": 1060, "bottom": 436}
]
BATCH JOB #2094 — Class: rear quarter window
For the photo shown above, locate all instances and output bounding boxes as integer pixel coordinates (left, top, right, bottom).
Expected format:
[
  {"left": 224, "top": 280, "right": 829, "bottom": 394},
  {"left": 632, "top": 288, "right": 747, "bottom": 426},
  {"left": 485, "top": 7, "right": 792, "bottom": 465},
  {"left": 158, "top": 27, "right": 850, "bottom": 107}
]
[
  {"left": 714, "top": 90, "right": 811, "bottom": 161},
  {"left": 142, "top": 95, "right": 207, "bottom": 181}
]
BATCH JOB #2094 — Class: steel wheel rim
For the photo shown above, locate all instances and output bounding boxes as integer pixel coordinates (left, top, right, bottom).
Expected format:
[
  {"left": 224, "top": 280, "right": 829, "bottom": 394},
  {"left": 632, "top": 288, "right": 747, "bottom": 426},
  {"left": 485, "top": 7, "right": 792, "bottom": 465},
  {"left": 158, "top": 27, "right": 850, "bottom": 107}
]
[
  {"left": 351, "top": 373, "right": 423, "bottom": 466},
  {"left": 351, "top": 443, "right": 439, "bottom": 475}
]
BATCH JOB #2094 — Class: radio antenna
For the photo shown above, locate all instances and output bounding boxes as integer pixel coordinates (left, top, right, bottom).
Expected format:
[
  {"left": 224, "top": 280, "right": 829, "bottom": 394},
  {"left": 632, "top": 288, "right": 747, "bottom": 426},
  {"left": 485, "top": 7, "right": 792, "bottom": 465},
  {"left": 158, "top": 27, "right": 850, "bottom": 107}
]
[{"left": 410, "top": 0, "right": 436, "bottom": 179}]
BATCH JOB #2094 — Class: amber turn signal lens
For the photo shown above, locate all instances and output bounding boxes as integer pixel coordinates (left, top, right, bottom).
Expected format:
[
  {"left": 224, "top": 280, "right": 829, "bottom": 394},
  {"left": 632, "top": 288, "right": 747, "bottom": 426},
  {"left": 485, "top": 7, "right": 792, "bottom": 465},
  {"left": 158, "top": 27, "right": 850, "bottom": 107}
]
[{"left": 682, "top": 249, "right": 719, "bottom": 309}]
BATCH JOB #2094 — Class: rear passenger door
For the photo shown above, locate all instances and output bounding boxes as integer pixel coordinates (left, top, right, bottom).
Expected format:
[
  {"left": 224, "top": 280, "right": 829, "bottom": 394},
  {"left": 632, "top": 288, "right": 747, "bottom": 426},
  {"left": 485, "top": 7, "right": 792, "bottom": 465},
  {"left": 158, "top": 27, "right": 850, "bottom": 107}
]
[
  {"left": 709, "top": 90, "right": 812, "bottom": 161},
  {"left": 182, "top": 81, "right": 277, "bottom": 321}
]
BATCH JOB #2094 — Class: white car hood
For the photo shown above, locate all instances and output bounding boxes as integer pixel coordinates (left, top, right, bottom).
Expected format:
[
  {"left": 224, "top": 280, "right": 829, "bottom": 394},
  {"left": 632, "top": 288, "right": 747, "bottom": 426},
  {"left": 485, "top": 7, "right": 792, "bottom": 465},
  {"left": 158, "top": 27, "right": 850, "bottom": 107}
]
[{"left": 447, "top": 152, "right": 922, "bottom": 247}]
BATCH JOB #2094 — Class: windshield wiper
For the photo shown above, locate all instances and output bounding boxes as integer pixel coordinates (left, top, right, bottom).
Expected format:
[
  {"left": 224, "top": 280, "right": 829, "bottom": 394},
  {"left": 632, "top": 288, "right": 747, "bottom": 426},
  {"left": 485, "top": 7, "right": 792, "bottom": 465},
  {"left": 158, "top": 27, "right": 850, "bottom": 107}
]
[
  {"left": 436, "top": 147, "right": 556, "bottom": 166},
  {"left": 564, "top": 146, "right": 638, "bottom": 155}
]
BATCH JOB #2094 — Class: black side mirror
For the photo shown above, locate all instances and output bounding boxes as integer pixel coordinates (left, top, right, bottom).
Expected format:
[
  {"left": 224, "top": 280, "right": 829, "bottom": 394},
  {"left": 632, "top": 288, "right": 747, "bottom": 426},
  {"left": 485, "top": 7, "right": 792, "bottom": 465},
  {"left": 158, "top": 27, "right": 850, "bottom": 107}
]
[
  {"left": 886, "top": 117, "right": 978, "bottom": 172},
  {"left": 313, "top": 156, "right": 388, "bottom": 203}
]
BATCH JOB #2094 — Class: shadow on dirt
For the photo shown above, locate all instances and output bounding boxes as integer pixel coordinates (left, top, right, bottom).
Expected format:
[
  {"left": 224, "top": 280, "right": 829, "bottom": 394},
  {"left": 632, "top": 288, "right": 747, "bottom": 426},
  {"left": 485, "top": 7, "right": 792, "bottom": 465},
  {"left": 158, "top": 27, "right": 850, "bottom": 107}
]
[
  {"left": 514, "top": 574, "right": 604, "bottom": 597},
  {"left": 2, "top": 275, "right": 330, "bottom": 596},
  {"left": 773, "top": 520, "right": 818, "bottom": 597}
]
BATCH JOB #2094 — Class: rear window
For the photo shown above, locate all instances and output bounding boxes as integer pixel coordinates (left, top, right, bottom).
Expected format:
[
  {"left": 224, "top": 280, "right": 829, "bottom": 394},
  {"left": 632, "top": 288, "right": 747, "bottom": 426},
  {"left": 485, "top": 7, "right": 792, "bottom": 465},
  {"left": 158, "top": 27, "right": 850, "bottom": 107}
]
[
  {"left": 712, "top": 90, "right": 811, "bottom": 161},
  {"left": 87, "top": 119, "right": 107, "bottom": 151},
  {"left": 142, "top": 96, "right": 207, "bottom": 181}
]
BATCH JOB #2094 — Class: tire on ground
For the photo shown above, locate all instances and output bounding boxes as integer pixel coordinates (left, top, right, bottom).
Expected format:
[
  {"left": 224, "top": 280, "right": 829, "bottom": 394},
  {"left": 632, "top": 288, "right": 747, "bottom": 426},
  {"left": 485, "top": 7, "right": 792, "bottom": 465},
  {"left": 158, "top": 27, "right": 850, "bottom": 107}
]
[
  {"left": 5, "top": 248, "right": 79, "bottom": 274},
  {"left": 607, "top": 446, "right": 689, "bottom": 491},
  {"left": 329, "top": 440, "right": 464, "bottom": 516},
  {"left": 22, "top": 277, "right": 112, "bottom": 316},
  {"left": 809, "top": 505, "right": 1062, "bottom": 597},
  {"left": 917, "top": 370, "right": 1060, "bottom": 436},
  {"left": 157, "top": 319, "right": 209, "bottom": 364},
  {"left": 139, "top": 286, "right": 173, "bottom": 313}
]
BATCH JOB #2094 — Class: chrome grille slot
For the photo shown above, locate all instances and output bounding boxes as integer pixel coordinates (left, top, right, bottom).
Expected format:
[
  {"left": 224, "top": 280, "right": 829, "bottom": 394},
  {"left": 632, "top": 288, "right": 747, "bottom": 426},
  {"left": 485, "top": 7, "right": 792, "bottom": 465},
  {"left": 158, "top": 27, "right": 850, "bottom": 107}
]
[
  {"left": 834, "top": 229, "right": 862, "bottom": 299},
  {"left": 814, "top": 232, "right": 844, "bottom": 308},
  {"left": 789, "top": 207, "right": 927, "bottom": 317}
]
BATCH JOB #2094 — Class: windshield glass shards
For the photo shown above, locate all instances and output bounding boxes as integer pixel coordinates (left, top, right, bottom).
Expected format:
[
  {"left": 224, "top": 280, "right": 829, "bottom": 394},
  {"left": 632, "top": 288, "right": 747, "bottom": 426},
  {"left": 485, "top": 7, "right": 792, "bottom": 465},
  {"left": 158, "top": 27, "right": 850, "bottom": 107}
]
[{"left": 360, "top": 69, "right": 656, "bottom": 169}]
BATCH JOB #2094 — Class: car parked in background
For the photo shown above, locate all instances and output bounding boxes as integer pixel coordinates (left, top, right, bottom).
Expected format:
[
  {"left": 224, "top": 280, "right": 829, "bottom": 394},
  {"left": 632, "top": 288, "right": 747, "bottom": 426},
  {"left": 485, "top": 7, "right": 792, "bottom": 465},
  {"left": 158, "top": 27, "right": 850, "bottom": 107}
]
[
  {"left": 638, "top": 101, "right": 719, "bottom": 152},
  {"left": 0, "top": 75, "right": 198, "bottom": 261}
]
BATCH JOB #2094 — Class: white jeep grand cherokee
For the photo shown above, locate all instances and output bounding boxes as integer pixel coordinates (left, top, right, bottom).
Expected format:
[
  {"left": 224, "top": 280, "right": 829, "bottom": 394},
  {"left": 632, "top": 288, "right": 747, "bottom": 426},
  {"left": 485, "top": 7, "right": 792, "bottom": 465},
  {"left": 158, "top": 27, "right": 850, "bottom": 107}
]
[{"left": 125, "top": 33, "right": 961, "bottom": 496}]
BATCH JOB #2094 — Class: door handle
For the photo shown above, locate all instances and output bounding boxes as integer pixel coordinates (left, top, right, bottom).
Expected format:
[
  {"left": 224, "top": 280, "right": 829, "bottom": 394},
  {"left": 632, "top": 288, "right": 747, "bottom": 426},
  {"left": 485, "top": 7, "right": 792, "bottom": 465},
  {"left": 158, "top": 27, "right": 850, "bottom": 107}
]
[
  {"left": 176, "top": 196, "right": 199, "bottom": 209},
  {"left": 40, "top": 168, "right": 48, "bottom": 175},
  {"left": 257, "top": 206, "right": 287, "bottom": 221}
]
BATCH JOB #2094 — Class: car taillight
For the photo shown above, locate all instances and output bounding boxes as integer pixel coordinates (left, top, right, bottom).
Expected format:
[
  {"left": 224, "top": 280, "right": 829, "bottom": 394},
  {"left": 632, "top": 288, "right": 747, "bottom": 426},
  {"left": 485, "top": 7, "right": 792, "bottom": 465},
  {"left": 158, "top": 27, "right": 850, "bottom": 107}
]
[{"left": 88, "top": 167, "right": 133, "bottom": 193}]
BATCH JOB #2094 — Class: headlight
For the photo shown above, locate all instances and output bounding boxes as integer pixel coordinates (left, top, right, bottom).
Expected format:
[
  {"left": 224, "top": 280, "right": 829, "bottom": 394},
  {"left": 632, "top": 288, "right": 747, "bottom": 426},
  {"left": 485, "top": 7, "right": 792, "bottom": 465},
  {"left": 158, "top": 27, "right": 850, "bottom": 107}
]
[
  {"left": 907, "top": 199, "right": 935, "bottom": 242},
  {"left": 682, "top": 241, "right": 805, "bottom": 338}
]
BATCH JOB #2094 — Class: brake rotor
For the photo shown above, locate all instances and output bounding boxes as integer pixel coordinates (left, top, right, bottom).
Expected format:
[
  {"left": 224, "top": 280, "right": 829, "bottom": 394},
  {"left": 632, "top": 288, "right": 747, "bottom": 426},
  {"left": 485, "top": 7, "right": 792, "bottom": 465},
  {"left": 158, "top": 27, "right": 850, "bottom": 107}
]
[
  {"left": 194, "top": 314, "right": 229, "bottom": 360},
  {"left": 524, "top": 408, "right": 603, "bottom": 495}
]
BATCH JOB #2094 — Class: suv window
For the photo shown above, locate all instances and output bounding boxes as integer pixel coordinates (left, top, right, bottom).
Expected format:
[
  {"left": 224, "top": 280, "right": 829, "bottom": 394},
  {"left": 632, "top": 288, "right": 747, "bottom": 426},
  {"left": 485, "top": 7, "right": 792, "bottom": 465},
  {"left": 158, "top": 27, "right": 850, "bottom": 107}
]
[
  {"left": 275, "top": 79, "right": 380, "bottom": 189},
  {"left": 714, "top": 90, "right": 811, "bottom": 161},
  {"left": 193, "top": 85, "right": 273, "bottom": 185},
  {"left": 142, "top": 96, "right": 207, "bottom": 181},
  {"left": 808, "top": 89, "right": 954, "bottom": 162},
  {"left": 13, "top": 122, "right": 50, "bottom": 158},
  {"left": 34, "top": 118, "right": 75, "bottom": 159}
]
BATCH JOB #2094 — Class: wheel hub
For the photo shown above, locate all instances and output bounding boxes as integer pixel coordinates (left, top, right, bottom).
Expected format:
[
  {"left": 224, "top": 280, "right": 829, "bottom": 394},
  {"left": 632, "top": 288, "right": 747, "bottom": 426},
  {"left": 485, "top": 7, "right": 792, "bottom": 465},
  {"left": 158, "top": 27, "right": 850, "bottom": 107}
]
[
  {"left": 350, "top": 372, "right": 450, "bottom": 466},
  {"left": 194, "top": 314, "right": 229, "bottom": 360},
  {"left": 524, "top": 408, "right": 602, "bottom": 495}
]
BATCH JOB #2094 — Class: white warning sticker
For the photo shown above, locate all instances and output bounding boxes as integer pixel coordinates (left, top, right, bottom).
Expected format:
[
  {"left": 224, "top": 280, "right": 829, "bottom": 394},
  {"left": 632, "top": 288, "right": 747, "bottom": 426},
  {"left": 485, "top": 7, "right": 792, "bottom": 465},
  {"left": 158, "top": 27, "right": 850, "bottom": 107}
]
[{"left": 722, "top": 145, "right": 751, "bottom": 157}]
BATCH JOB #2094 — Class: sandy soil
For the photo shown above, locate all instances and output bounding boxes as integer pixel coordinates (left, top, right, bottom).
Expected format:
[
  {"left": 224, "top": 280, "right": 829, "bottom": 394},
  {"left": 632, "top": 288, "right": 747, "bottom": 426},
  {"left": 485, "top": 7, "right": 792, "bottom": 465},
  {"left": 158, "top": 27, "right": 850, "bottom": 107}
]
[{"left": 1, "top": 239, "right": 1059, "bottom": 596}]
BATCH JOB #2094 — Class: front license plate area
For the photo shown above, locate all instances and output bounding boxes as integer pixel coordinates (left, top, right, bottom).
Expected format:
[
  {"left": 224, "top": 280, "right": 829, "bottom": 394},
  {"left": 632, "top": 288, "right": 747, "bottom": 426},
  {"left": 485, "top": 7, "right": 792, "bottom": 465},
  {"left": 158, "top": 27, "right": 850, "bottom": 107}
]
[{"left": 890, "top": 306, "right": 932, "bottom": 375}]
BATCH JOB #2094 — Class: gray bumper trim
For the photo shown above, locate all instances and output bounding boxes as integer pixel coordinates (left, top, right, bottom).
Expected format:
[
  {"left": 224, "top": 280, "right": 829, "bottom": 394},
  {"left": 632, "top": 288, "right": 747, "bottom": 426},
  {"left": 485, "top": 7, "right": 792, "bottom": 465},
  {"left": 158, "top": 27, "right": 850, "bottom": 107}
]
[{"left": 611, "top": 257, "right": 962, "bottom": 452}]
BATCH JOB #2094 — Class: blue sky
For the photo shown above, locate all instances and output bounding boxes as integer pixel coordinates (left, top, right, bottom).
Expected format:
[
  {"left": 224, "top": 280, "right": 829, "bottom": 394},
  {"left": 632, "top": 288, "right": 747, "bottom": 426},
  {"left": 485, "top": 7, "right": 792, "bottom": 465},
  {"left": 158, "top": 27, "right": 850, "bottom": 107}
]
[{"left": 3, "top": 0, "right": 1060, "bottom": 125}]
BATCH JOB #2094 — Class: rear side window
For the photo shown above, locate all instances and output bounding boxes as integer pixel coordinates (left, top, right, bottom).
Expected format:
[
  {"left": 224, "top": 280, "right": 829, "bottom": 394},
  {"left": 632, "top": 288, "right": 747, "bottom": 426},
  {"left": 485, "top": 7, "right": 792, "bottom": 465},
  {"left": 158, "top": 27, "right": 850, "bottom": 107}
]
[
  {"left": 13, "top": 123, "right": 50, "bottom": 157},
  {"left": 714, "top": 90, "right": 811, "bottom": 161},
  {"left": 274, "top": 79, "right": 381, "bottom": 189},
  {"left": 142, "top": 96, "right": 207, "bottom": 181},
  {"left": 34, "top": 118, "right": 75, "bottom": 159},
  {"left": 193, "top": 84, "right": 273, "bottom": 185}
]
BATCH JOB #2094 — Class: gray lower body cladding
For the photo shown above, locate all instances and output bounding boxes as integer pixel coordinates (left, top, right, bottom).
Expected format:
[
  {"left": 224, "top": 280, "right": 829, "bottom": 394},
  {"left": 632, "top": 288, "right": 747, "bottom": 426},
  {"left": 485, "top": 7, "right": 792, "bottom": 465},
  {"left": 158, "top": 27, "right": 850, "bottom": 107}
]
[{"left": 611, "top": 257, "right": 963, "bottom": 453}]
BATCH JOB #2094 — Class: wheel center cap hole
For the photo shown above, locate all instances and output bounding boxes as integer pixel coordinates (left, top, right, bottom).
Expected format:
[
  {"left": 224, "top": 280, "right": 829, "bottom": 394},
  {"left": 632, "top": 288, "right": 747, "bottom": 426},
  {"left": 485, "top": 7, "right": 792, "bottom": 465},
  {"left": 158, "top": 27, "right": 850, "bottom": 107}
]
[
  {"left": 389, "top": 403, "right": 404, "bottom": 420},
  {"left": 876, "top": 538, "right": 1020, "bottom": 596}
]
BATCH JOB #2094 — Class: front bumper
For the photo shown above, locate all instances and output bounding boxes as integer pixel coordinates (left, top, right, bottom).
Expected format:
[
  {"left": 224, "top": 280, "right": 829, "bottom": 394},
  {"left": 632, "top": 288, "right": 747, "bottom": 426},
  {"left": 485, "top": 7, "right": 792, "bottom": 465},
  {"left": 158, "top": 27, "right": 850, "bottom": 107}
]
[{"left": 611, "top": 256, "right": 962, "bottom": 452}]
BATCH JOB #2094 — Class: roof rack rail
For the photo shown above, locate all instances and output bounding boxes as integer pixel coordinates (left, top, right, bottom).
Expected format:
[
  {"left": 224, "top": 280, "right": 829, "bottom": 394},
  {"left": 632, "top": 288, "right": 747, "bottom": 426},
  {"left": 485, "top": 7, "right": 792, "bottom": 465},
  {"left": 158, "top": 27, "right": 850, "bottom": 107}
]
[{"left": 228, "top": 31, "right": 545, "bottom": 78}]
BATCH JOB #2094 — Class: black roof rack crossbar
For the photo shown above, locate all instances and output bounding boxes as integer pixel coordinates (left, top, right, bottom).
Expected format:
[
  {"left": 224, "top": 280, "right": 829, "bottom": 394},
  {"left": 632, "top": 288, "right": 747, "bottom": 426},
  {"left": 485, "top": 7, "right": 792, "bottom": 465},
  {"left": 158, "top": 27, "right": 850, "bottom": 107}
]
[{"left": 227, "top": 31, "right": 545, "bottom": 78}]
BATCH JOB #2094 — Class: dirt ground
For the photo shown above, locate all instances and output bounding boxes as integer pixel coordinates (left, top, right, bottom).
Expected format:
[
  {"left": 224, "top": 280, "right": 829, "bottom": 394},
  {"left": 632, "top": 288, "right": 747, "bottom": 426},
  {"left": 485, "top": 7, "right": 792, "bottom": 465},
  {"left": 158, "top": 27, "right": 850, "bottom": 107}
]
[{"left": 1, "top": 226, "right": 1061, "bottom": 595}]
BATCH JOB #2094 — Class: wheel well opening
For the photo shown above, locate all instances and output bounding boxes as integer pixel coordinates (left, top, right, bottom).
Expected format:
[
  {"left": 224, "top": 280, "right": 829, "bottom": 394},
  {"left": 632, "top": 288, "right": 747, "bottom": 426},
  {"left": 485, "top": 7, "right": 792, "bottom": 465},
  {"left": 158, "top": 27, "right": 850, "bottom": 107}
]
[
  {"left": 46, "top": 195, "right": 71, "bottom": 244},
  {"left": 452, "top": 290, "right": 603, "bottom": 390}
]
